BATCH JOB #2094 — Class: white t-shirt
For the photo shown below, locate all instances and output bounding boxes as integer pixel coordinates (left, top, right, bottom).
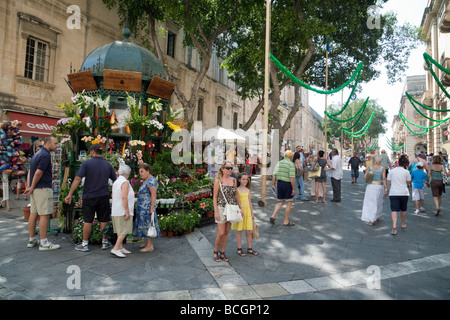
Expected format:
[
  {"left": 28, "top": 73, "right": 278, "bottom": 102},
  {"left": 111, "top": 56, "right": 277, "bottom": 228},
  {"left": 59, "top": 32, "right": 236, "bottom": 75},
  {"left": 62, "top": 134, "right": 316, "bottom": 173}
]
[
  {"left": 387, "top": 167, "right": 411, "bottom": 196},
  {"left": 330, "top": 155, "right": 343, "bottom": 180},
  {"left": 111, "top": 176, "right": 135, "bottom": 216}
]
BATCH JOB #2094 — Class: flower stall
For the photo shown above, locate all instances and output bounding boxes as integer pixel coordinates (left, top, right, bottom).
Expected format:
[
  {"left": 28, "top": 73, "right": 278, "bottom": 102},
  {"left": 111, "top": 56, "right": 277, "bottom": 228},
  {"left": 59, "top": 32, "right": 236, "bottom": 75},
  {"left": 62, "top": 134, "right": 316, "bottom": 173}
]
[{"left": 59, "top": 28, "right": 217, "bottom": 239}]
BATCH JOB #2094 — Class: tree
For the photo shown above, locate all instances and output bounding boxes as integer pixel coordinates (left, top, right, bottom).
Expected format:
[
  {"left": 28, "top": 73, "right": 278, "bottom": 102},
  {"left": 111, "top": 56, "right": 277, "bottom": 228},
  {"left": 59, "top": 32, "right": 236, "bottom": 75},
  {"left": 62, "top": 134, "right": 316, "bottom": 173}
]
[
  {"left": 326, "top": 98, "right": 388, "bottom": 154},
  {"left": 102, "top": 0, "right": 244, "bottom": 123},
  {"left": 221, "top": 0, "right": 421, "bottom": 149}
]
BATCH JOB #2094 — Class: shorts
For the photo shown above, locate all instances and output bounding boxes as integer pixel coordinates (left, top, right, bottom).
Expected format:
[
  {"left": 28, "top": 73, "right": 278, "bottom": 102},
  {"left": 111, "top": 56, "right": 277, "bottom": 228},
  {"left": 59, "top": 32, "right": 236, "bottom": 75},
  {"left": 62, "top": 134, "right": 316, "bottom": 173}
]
[
  {"left": 351, "top": 168, "right": 359, "bottom": 178},
  {"left": 412, "top": 188, "right": 424, "bottom": 201},
  {"left": 30, "top": 188, "right": 53, "bottom": 216},
  {"left": 112, "top": 215, "right": 133, "bottom": 235},
  {"left": 215, "top": 206, "right": 227, "bottom": 224},
  {"left": 389, "top": 196, "right": 409, "bottom": 212},
  {"left": 431, "top": 180, "right": 444, "bottom": 197},
  {"left": 82, "top": 196, "right": 111, "bottom": 223},
  {"left": 277, "top": 180, "right": 294, "bottom": 201}
]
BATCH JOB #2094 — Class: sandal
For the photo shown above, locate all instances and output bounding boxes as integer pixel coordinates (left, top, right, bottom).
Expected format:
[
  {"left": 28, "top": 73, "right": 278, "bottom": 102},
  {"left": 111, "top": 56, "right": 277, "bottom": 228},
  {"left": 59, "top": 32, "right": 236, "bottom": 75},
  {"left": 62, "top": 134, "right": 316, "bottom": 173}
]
[
  {"left": 247, "top": 248, "right": 258, "bottom": 256},
  {"left": 220, "top": 251, "right": 229, "bottom": 262},
  {"left": 213, "top": 251, "right": 221, "bottom": 262},
  {"left": 237, "top": 248, "right": 246, "bottom": 257},
  {"left": 283, "top": 221, "right": 295, "bottom": 226}
]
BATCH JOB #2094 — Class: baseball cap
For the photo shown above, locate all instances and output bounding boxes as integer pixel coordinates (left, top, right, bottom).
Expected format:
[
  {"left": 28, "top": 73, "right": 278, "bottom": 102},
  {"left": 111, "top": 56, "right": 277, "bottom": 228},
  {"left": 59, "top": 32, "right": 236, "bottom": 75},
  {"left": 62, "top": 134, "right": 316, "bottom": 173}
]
[
  {"left": 90, "top": 143, "right": 103, "bottom": 152},
  {"left": 417, "top": 161, "right": 423, "bottom": 167}
]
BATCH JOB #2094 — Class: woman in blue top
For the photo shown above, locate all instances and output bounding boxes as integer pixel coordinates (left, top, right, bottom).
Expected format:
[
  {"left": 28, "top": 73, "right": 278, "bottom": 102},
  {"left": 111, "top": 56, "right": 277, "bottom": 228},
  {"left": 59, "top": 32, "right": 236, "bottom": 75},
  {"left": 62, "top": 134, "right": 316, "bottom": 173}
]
[
  {"left": 133, "top": 163, "right": 161, "bottom": 252},
  {"left": 361, "top": 155, "right": 387, "bottom": 225}
]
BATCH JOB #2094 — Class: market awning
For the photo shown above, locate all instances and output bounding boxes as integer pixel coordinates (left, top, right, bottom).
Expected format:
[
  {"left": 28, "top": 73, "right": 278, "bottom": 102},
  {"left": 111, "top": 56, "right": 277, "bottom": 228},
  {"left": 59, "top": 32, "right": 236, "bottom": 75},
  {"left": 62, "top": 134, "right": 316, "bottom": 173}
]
[{"left": 7, "top": 111, "right": 59, "bottom": 136}]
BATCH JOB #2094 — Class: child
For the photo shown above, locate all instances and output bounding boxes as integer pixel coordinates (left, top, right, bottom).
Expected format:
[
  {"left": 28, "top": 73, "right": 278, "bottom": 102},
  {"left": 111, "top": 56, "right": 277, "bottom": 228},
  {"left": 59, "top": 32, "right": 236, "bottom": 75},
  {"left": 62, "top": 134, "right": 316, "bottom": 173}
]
[
  {"left": 410, "top": 162, "right": 429, "bottom": 214},
  {"left": 232, "top": 173, "right": 258, "bottom": 256}
]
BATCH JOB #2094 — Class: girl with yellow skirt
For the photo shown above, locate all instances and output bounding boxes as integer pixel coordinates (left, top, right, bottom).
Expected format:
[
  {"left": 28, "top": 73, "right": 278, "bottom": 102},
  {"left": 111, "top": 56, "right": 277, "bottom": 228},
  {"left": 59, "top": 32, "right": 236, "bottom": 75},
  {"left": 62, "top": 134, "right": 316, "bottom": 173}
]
[{"left": 232, "top": 173, "right": 258, "bottom": 256}]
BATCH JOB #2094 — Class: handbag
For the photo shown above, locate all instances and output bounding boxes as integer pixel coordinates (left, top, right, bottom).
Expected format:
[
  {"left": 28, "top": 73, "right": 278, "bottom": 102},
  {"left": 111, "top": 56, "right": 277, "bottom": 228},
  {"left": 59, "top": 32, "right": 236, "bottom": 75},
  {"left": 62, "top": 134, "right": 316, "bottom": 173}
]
[
  {"left": 147, "top": 212, "right": 157, "bottom": 237},
  {"left": 365, "top": 167, "right": 374, "bottom": 183},
  {"left": 252, "top": 221, "right": 259, "bottom": 240},
  {"left": 310, "top": 161, "right": 320, "bottom": 172},
  {"left": 309, "top": 166, "right": 321, "bottom": 179},
  {"left": 219, "top": 182, "right": 243, "bottom": 224}
]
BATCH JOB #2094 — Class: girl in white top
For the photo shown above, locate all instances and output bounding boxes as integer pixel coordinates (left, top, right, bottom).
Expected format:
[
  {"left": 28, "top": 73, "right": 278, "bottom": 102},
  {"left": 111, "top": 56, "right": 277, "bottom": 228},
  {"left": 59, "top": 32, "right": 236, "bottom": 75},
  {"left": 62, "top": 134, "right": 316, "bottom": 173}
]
[{"left": 111, "top": 164, "right": 135, "bottom": 257}]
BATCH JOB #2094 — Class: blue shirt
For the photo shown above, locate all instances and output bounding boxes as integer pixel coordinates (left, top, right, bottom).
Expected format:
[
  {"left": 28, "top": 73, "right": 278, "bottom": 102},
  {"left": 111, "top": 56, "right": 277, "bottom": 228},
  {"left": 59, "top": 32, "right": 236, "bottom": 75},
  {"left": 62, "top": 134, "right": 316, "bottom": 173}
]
[
  {"left": 411, "top": 169, "right": 428, "bottom": 189},
  {"left": 76, "top": 156, "right": 116, "bottom": 199},
  {"left": 29, "top": 147, "right": 52, "bottom": 189}
]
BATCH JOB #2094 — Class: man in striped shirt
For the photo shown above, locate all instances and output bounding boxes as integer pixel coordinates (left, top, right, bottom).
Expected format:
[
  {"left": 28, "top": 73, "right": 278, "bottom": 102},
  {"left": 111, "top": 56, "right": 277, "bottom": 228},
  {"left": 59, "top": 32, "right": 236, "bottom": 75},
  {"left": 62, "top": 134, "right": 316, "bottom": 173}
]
[{"left": 269, "top": 150, "right": 296, "bottom": 226}]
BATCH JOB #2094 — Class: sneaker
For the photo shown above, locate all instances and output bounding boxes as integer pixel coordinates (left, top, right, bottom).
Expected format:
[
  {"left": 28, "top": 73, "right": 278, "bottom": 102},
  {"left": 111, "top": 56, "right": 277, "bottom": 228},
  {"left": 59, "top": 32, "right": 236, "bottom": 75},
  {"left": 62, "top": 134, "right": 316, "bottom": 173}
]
[
  {"left": 111, "top": 249, "right": 126, "bottom": 258},
  {"left": 414, "top": 209, "right": 420, "bottom": 214},
  {"left": 420, "top": 207, "right": 425, "bottom": 212},
  {"left": 75, "top": 244, "right": 90, "bottom": 252},
  {"left": 101, "top": 240, "right": 112, "bottom": 250},
  {"left": 27, "top": 238, "right": 39, "bottom": 248},
  {"left": 39, "top": 241, "right": 60, "bottom": 251},
  {"left": 121, "top": 248, "right": 131, "bottom": 254}
]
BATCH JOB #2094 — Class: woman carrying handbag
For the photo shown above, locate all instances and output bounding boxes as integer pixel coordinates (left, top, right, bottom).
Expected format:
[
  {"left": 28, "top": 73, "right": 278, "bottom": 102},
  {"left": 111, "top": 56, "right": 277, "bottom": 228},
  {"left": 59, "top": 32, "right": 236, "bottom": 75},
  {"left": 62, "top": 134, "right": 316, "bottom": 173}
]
[{"left": 213, "top": 161, "right": 243, "bottom": 262}]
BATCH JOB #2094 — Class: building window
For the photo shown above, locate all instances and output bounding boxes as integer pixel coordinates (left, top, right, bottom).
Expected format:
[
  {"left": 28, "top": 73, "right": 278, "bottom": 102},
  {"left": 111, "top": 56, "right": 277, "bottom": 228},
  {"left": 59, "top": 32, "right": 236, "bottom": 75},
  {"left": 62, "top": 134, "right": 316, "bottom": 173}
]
[
  {"left": 167, "top": 32, "right": 176, "bottom": 58},
  {"left": 217, "top": 106, "right": 223, "bottom": 126},
  {"left": 233, "top": 112, "right": 238, "bottom": 130},
  {"left": 24, "top": 36, "right": 49, "bottom": 82},
  {"left": 197, "top": 98, "right": 204, "bottom": 121}
]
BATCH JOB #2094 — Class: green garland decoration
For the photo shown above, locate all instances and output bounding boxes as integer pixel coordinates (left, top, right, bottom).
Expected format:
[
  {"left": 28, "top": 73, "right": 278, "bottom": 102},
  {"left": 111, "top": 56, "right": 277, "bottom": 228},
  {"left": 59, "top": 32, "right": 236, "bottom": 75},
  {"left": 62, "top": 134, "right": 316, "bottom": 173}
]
[
  {"left": 343, "top": 111, "right": 375, "bottom": 138},
  {"left": 423, "top": 52, "right": 450, "bottom": 103},
  {"left": 406, "top": 93, "right": 450, "bottom": 122},
  {"left": 399, "top": 110, "right": 445, "bottom": 130},
  {"left": 398, "top": 111, "right": 428, "bottom": 135},
  {"left": 270, "top": 53, "right": 365, "bottom": 118},
  {"left": 338, "top": 97, "right": 369, "bottom": 128},
  {"left": 366, "top": 138, "right": 378, "bottom": 152},
  {"left": 386, "top": 138, "right": 404, "bottom": 152}
]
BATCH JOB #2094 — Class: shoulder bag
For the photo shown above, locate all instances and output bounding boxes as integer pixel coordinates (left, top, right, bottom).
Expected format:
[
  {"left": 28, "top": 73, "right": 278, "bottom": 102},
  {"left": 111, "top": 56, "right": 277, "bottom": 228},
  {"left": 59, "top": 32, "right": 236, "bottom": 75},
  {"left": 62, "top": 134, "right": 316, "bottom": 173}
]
[
  {"left": 219, "top": 182, "right": 243, "bottom": 224},
  {"left": 365, "top": 167, "right": 374, "bottom": 183}
]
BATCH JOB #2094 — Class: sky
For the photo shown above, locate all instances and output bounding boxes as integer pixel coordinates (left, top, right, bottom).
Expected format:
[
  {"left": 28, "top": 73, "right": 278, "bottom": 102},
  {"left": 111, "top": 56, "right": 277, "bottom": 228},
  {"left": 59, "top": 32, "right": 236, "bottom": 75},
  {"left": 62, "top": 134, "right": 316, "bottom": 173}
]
[{"left": 309, "top": 0, "right": 429, "bottom": 152}]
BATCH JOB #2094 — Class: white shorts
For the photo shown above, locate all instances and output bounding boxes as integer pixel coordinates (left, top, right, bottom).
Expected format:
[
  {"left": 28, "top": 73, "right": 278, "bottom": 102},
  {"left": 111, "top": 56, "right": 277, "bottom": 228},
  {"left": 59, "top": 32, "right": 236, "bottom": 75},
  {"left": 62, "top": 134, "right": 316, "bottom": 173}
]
[{"left": 412, "top": 188, "right": 424, "bottom": 201}]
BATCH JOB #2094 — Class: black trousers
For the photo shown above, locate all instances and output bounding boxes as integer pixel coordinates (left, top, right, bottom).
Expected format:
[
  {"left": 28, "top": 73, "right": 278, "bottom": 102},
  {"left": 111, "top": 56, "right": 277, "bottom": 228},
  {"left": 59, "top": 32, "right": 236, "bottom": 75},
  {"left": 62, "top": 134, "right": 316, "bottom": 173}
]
[{"left": 331, "top": 177, "right": 341, "bottom": 201}]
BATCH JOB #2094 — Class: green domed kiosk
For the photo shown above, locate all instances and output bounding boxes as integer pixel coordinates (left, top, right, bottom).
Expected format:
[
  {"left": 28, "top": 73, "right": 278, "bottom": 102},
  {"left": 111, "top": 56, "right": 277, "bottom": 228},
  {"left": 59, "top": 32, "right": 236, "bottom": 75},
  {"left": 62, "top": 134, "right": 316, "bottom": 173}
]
[{"left": 66, "top": 27, "right": 175, "bottom": 175}]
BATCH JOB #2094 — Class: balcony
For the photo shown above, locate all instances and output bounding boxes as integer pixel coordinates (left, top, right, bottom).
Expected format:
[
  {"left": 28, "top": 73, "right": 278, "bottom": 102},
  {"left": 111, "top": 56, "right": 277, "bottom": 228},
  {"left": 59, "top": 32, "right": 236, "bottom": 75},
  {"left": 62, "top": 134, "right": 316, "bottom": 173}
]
[
  {"left": 421, "top": 90, "right": 434, "bottom": 107},
  {"left": 439, "top": 1, "right": 450, "bottom": 33}
]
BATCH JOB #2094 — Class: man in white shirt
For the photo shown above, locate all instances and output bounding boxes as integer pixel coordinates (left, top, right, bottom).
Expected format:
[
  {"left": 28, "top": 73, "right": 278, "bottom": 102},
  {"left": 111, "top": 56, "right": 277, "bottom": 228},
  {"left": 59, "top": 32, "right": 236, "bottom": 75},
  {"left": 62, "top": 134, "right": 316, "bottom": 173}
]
[{"left": 330, "top": 148, "right": 343, "bottom": 202}]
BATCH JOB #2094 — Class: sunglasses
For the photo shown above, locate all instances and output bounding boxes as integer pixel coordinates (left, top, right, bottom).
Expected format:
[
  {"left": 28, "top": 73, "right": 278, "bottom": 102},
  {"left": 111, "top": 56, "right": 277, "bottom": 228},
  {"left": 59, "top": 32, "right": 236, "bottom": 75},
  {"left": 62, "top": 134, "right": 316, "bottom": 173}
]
[{"left": 223, "top": 166, "right": 233, "bottom": 170}]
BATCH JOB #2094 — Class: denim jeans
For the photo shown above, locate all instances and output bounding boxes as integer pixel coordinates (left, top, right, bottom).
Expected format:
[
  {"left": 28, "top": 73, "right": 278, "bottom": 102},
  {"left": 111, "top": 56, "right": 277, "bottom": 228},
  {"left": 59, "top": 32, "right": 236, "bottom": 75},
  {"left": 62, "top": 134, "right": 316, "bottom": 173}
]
[{"left": 293, "top": 175, "right": 307, "bottom": 200}]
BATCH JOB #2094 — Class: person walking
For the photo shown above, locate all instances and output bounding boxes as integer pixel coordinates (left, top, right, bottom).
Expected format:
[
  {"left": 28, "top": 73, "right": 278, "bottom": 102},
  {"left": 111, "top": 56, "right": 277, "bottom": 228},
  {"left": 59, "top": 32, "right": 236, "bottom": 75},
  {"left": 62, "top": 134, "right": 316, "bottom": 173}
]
[
  {"left": 65, "top": 143, "right": 117, "bottom": 252},
  {"left": 411, "top": 162, "right": 429, "bottom": 214},
  {"left": 133, "top": 163, "right": 161, "bottom": 252},
  {"left": 361, "top": 155, "right": 387, "bottom": 225},
  {"left": 270, "top": 150, "right": 296, "bottom": 226},
  {"left": 110, "top": 164, "right": 135, "bottom": 257},
  {"left": 348, "top": 152, "right": 362, "bottom": 183},
  {"left": 427, "top": 155, "right": 449, "bottom": 216},
  {"left": 329, "top": 148, "right": 343, "bottom": 202},
  {"left": 315, "top": 150, "right": 333, "bottom": 203},
  {"left": 24, "top": 136, "right": 60, "bottom": 251},
  {"left": 213, "top": 161, "right": 242, "bottom": 262},
  {"left": 293, "top": 151, "right": 308, "bottom": 201},
  {"left": 387, "top": 155, "right": 411, "bottom": 235},
  {"left": 232, "top": 173, "right": 258, "bottom": 257},
  {"left": 380, "top": 149, "right": 391, "bottom": 177}
]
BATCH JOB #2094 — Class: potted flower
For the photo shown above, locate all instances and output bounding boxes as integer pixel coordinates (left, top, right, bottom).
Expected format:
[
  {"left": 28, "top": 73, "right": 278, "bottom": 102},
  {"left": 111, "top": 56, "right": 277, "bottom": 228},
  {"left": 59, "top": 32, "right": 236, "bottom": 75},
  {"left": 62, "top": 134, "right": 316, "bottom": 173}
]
[
  {"left": 72, "top": 217, "right": 102, "bottom": 244},
  {"left": 157, "top": 213, "right": 167, "bottom": 236},
  {"left": 197, "top": 197, "right": 214, "bottom": 217}
]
